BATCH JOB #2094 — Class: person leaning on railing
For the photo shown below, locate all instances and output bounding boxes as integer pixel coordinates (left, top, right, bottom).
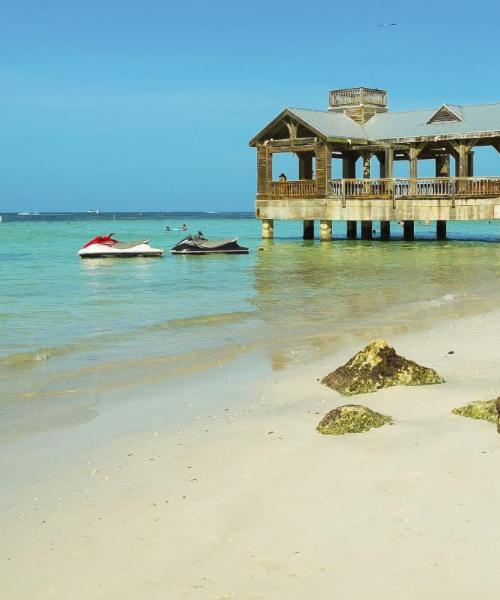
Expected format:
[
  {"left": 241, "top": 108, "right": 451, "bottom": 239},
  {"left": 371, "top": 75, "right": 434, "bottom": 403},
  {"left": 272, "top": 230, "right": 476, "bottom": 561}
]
[{"left": 278, "top": 173, "right": 287, "bottom": 196}]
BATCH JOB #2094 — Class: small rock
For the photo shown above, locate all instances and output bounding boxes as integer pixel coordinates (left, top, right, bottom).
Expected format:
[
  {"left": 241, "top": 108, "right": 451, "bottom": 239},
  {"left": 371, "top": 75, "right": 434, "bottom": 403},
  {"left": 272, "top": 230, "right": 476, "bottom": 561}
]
[
  {"left": 317, "top": 404, "right": 392, "bottom": 435},
  {"left": 321, "top": 340, "right": 444, "bottom": 396},
  {"left": 452, "top": 398, "right": 500, "bottom": 432}
]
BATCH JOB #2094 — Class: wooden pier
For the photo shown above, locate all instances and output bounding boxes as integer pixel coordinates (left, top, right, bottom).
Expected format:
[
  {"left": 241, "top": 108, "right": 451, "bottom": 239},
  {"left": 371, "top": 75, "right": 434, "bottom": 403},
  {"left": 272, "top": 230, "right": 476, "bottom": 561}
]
[{"left": 250, "top": 87, "right": 500, "bottom": 240}]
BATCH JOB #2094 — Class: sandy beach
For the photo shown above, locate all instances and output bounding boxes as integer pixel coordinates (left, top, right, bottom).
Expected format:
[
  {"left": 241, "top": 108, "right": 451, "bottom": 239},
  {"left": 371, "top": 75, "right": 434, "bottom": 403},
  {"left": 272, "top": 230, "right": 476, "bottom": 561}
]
[{"left": 2, "top": 309, "right": 500, "bottom": 600}]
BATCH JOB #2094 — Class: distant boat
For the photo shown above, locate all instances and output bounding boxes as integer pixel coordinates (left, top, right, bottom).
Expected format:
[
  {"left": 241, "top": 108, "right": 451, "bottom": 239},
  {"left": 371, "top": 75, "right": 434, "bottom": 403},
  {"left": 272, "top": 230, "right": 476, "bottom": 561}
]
[
  {"left": 18, "top": 211, "right": 31, "bottom": 216},
  {"left": 88, "top": 209, "right": 101, "bottom": 215}
]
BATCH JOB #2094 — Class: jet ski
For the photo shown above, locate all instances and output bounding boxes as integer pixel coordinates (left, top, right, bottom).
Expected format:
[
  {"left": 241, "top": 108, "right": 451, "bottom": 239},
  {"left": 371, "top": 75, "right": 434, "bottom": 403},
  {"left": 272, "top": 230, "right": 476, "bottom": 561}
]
[
  {"left": 171, "top": 234, "right": 249, "bottom": 255},
  {"left": 78, "top": 234, "right": 164, "bottom": 258}
]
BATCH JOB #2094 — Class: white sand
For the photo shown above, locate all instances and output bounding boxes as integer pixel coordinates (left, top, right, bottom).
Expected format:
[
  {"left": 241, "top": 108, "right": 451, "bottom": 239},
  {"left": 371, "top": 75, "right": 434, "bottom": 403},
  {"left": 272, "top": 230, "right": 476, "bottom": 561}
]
[{"left": 2, "top": 311, "right": 500, "bottom": 599}]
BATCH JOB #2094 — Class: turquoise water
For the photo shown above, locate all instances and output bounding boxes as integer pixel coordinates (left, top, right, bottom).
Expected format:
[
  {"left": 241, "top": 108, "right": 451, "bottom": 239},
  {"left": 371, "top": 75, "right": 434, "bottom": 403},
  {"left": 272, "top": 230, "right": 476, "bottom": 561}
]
[{"left": 2, "top": 213, "right": 500, "bottom": 442}]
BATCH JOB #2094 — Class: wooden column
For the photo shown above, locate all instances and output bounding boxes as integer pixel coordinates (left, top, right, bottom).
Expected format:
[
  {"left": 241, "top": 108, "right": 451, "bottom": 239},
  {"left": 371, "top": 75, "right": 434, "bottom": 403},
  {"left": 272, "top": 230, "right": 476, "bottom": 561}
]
[
  {"left": 262, "top": 219, "right": 274, "bottom": 239},
  {"left": 257, "top": 144, "right": 272, "bottom": 198},
  {"left": 303, "top": 220, "right": 314, "bottom": 240},
  {"left": 403, "top": 220, "right": 415, "bottom": 241},
  {"left": 361, "top": 151, "right": 372, "bottom": 240},
  {"left": 384, "top": 148, "right": 394, "bottom": 178},
  {"left": 435, "top": 154, "right": 449, "bottom": 239},
  {"left": 468, "top": 151, "right": 475, "bottom": 177},
  {"left": 320, "top": 220, "right": 332, "bottom": 241},
  {"left": 315, "top": 141, "right": 331, "bottom": 198},
  {"left": 380, "top": 148, "right": 393, "bottom": 236},
  {"left": 298, "top": 152, "right": 314, "bottom": 180},
  {"left": 409, "top": 146, "right": 419, "bottom": 179},
  {"left": 408, "top": 144, "right": 427, "bottom": 195},
  {"left": 362, "top": 152, "right": 371, "bottom": 179},
  {"left": 343, "top": 152, "right": 357, "bottom": 238}
]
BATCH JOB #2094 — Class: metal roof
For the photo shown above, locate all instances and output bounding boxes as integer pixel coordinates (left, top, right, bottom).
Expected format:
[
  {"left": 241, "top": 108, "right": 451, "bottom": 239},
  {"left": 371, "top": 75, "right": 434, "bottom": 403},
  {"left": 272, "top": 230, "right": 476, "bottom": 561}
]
[
  {"left": 287, "top": 107, "right": 366, "bottom": 140},
  {"left": 364, "top": 102, "right": 500, "bottom": 140},
  {"left": 250, "top": 102, "right": 500, "bottom": 145}
]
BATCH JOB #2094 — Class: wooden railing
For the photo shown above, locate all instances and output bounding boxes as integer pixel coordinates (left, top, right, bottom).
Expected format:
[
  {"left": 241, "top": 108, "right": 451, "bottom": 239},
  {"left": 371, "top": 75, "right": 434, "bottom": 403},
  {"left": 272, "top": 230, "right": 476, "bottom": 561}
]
[
  {"left": 329, "top": 88, "right": 387, "bottom": 108},
  {"left": 271, "top": 180, "right": 317, "bottom": 198},
  {"left": 330, "top": 177, "right": 500, "bottom": 200},
  {"left": 269, "top": 177, "right": 500, "bottom": 201}
]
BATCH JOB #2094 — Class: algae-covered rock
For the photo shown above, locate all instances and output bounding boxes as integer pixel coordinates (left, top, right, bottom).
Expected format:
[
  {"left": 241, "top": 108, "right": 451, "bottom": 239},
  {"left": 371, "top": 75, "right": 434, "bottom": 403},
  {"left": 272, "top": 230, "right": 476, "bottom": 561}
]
[
  {"left": 317, "top": 404, "right": 392, "bottom": 435},
  {"left": 452, "top": 398, "right": 500, "bottom": 432},
  {"left": 321, "top": 340, "right": 444, "bottom": 396}
]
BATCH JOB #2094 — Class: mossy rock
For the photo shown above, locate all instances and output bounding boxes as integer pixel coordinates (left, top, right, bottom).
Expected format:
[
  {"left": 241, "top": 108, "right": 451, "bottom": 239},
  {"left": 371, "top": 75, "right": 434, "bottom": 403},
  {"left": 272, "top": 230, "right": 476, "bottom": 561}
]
[
  {"left": 317, "top": 404, "right": 393, "bottom": 435},
  {"left": 321, "top": 340, "right": 444, "bottom": 396},
  {"left": 452, "top": 399, "right": 500, "bottom": 427}
]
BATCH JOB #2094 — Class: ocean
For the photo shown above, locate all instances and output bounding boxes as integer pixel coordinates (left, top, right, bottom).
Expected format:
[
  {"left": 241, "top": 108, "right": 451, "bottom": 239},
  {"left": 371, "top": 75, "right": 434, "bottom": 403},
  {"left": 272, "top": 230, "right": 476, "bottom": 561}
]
[{"left": 2, "top": 212, "right": 500, "bottom": 443}]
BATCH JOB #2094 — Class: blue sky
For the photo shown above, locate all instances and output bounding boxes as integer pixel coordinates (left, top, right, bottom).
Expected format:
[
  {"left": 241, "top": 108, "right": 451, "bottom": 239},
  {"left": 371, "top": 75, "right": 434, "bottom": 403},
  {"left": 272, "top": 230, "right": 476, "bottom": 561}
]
[{"left": 0, "top": 0, "right": 499, "bottom": 211}]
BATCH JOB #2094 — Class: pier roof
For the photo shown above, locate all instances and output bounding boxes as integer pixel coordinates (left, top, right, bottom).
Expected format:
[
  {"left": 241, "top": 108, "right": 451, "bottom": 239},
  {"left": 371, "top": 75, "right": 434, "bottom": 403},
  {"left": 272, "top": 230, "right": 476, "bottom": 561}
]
[
  {"left": 250, "top": 101, "right": 500, "bottom": 145},
  {"left": 364, "top": 102, "right": 500, "bottom": 142}
]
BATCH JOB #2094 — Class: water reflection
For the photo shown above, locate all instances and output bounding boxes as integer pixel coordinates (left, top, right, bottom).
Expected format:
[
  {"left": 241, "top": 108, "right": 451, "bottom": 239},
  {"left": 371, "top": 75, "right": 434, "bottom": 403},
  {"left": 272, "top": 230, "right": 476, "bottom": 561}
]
[{"left": 251, "top": 239, "right": 500, "bottom": 370}]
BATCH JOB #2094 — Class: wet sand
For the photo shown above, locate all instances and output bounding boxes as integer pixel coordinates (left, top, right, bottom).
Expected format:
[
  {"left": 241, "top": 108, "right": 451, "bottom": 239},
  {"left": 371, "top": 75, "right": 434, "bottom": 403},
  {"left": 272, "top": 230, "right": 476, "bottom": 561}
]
[{"left": 2, "top": 311, "right": 500, "bottom": 599}]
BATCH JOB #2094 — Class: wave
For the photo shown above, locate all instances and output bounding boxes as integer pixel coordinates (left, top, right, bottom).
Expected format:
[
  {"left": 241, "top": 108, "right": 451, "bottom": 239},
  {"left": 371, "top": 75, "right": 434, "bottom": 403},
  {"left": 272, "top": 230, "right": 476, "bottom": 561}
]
[
  {"left": 404, "top": 293, "right": 457, "bottom": 310},
  {"left": 148, "top": 310, "right": 253, "bottom": 331},
  {"left": 0, "top": 310, "right": 254, "bottom": 369}
]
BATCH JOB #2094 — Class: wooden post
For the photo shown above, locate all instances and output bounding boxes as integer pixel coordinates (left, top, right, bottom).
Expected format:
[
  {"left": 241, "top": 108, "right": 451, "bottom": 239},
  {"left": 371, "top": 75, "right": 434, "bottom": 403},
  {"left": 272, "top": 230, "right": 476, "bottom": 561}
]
[
  {"left": 436, "top": 220, "right": 447, "bottom": 240},
  {"left": 384, "top": 147, "right": 394, "bottom": 178},
  {"left": 343, "top": 152, "right": 357, "bottom": 234},
  {"left": 346, "top": 221, "right": 357, "bottom": 239},
  {"left": 380, "top": 220, "right": 391, "bottom": 240},
  {"left": 403, "top": 221, "right": 415, "bottom": 241},
  {"left": 320, "top": 220, "right": 332, "bottom": 241},
  {"left": 298, "top": 152, "right": 314, "bottom": 180},
  {"left": 303, "top": 220, "right": 314, "bottom": 240},
  {"left": 409, "top": 147, "right": 419, "bottom": 196},
  {"left": 468, "top": 151, "right": 475, "bottom": 177},
  {"left": 361, "top": 151, "right": 372, "bottom": 240},
  {"left": 435, "top": 154, "right": 449, "bottom": 237},
  {"left": 257, "top": 144, "right": 272, "bottom": 199},
  {"left": 315, "top": 141, "right": 331, "bottom": 198},
  {"left": 409, "top": 148, "right": 418, "bottom": 179},
  {"left": 362, "top": 152, "right": 371, "bottom": 179},
  {"left": 262, "top": 219, "right": 274, "bottom": 239}
]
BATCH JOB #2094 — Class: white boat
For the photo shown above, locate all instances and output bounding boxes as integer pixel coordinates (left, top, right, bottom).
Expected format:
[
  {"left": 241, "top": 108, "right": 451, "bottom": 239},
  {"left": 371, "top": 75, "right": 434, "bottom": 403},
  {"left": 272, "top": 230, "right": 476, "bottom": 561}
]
[
  {"left": 88, "top": 209, "right": 101, "bottom": 215},
  {"left": 18, "top": 211, "right": 31, "bottom": 216},
  {"left": 78, "top": 234, "right": 164, "bottom": 258}
]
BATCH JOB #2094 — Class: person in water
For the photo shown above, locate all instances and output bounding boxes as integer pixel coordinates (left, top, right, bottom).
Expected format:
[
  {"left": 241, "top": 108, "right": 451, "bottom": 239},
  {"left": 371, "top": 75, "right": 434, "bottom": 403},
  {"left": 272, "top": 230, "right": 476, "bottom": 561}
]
[
  {"left": 165, "top": 226, "right": 171, "bottom": 231},
  {"left": 181, "top": 224, "right": 187, "bottom": 231}
]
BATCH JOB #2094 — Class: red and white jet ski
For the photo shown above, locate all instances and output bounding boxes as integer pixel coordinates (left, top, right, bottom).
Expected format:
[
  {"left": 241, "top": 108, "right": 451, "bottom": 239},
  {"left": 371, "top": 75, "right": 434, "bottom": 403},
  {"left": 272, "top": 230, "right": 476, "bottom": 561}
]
[{"left": 78, "top": 234, "right": 164, "bottom": 258}]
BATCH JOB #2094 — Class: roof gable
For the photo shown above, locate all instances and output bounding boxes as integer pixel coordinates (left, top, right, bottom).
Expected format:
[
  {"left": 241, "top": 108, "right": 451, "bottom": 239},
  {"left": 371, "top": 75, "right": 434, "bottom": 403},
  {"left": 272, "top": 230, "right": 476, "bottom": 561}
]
[
  {"left": 249, "top": 108, "right": 366, "bottom": 146},
  {"left": 427, "top": 104, "right": 463, "bottom": 124}
]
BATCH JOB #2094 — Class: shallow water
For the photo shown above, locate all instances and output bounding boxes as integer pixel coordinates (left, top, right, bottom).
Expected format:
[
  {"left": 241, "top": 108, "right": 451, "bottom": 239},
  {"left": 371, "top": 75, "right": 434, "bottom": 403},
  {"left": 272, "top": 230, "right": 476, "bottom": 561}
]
[{"left": 2, "top": 212, "right": 500, "bottom": 442}]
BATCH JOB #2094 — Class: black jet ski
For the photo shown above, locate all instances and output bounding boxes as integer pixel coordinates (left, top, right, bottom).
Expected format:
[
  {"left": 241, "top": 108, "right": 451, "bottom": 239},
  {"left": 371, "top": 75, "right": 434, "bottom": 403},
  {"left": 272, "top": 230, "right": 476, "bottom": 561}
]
[{"left": 171, "top": 234, "right": 249, "bottom": 255}]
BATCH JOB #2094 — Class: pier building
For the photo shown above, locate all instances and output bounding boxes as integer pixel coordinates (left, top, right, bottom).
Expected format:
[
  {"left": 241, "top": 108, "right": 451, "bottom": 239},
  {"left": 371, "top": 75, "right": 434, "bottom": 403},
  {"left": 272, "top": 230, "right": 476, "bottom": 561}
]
[{"left": 250, "top": 87, "right": 500, "bottom": 240}]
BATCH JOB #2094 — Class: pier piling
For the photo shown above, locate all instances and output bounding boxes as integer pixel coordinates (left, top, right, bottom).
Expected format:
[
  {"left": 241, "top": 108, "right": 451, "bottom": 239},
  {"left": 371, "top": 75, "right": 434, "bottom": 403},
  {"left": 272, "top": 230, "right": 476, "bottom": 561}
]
[
  {"left": 361, "top": 221, "right": 373, "bottom": 240},
  {"left": 380, "top": 221, "right": 391, "bottom": 240},
  {"left": 347, "top": 221, "right": 357, "bottom": 239},
  {"left": 262, "top": 219, "right": 274, "bottom": 239},
  {"left": 403, "top": 221, "right": 415, "bottom": 241},
  {"left": 303, "top": 220, "right": 314, "bottom": 240},
  {"left": 436, "top": 220, "right": 447, "bottom": 240},
  {"left": 320, "top": 220, "right": 332, "bottom": 241}
]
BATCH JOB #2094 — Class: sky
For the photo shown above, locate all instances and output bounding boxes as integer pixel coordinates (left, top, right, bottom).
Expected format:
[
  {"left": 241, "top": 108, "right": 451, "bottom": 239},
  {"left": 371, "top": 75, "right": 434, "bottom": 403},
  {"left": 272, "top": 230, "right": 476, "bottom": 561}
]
[{"left": 0, "top": 0, "right": 499, "bottom": 212}]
